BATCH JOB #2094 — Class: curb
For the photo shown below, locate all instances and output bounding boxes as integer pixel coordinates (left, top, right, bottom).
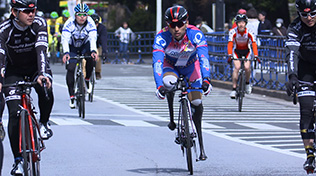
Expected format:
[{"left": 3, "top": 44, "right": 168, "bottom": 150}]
[{"left": 211, "top": 79, "right": 291, "bottom": 101}]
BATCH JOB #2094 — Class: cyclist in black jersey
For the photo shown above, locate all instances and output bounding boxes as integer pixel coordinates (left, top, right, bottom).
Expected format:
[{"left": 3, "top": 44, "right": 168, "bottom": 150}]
[
  {"left": 286, "top": 0, "right": 316, "bottom": 172},
  {"left": 0, "top": 0, "right": 54, "bottom": 174}
]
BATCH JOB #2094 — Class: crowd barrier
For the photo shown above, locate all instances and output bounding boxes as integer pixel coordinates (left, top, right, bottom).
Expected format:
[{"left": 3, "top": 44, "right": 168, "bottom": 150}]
[{"left": 107, "top": 31, "right": 288, "bottom": 90}]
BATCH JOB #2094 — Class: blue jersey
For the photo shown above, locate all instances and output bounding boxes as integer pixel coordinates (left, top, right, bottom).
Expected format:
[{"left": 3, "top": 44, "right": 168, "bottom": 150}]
[{"left": 152, "top": 25, "right": 210, "bottom": 88}]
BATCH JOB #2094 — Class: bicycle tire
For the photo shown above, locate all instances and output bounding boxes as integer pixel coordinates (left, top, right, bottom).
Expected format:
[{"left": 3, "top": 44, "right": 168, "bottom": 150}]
[
  {"left": 181, "top": 99, "right": 193, "bottom": 175},
  {"left": 237, "top": 71, "right": 245, "bottom": 112},
  {"left": 30, "top": 116, "right": 40, "bottom": 176},
  {"left": 21, "top": 110, "right": 32, "bottom": 176},
  {"left": 89, "top": 68, "right": 95, "bottom": 102},
  {"left": 79, "top": 73, "right": 85, "bottom": 119}
]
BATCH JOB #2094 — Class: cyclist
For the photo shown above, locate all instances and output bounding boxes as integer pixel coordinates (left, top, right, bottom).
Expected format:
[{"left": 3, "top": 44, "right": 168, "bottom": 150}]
[
  {"left": 286, "top": 0, "right": 316, "bottom": 172},
  {"left": 91, "top": 13, "right": 107, "bottom": 80},
  {"left": 0, "top": 0, "right": 54, "bottom": 174},
  {"left": 153, "top": 5, "right": 212, "bottom": 161},
  {"left": 47, "top": 11, "right": 59, "bottom": 59},
  {"left": 61, "top": 3, "right": 98, "bottom": 109},
  {"left": 227, "top": 14, "right": 259, "bottom": 99},
  {"left": 55, "top": 9, "right": 70, "bottom": 58}
]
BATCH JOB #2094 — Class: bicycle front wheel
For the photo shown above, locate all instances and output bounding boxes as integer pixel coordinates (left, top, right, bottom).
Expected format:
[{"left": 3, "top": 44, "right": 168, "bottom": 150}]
[
  {"left": 20, "top": 110, "right": 33, "bottom": 176},
  {"left": 237, "top": 71, "right": 245, "bottom": 112},
  {"left": 78, "top": 73, "right": 85, "bottom": 119},
  {"left": 30, "top": 115, "right": 41, "bottom": 176},
  {"left": 181, "top": 100, "right": 193, "bottom": 175}
]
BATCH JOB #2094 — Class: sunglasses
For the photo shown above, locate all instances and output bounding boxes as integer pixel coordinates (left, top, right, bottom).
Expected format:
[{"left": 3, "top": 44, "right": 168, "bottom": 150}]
[
  {"left": 299, "top": 10, "right": 316, "bottom": 18},
  {"left": 169, "top": 21, "right": 186, "bottom": 28},
  {"left": 76, "top": 13, "right": 88, "bottom": 17},
  {"left": 17, "top": 8, "right": 36, "bottom": 14}
]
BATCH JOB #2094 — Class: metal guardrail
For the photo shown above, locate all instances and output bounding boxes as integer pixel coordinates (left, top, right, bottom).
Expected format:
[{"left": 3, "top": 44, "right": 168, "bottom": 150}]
[{"left": 107, "top": 31, "right": 288, "bottom": 90}]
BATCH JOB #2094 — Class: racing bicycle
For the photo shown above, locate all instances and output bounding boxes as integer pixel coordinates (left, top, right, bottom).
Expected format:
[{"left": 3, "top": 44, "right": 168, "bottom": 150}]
[
  {"left": 167, "top": 75, "right": 200, "bottom": 175},
  {"left": 4, "top": 78, "right": 48, "bottom": 176}
]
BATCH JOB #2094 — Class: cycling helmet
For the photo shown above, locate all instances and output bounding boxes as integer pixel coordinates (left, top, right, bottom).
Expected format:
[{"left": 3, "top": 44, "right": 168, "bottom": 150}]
[
  {"left": 235, "top": 14, "right": 248, "bottom": 24},
  {"left": 296, "top": 0, "right": 316, "bottom": 12},
  {"left": 62, "top": 9, "right": 70, "bottom": 18},
  {"left": 90, "top": 13, "right": 100, "bottom": 23},
  {"left": 50, "top": 11, "right": 59, "bottom": 19},
  {"left": 10, "top": 0, "right": 37, "bottom": 9},
  {"left": 88, "top": 9, "right": 95, "bottom": 15},
  {"left": 74, "top": 3, "right": 89, "bottom": 13},
  {"left": 164, "top": 5, "right": 188, "bottom": 24}
]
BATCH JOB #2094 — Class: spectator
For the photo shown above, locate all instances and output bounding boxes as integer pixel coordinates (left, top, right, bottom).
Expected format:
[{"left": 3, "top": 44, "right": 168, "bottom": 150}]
[
  {"left": 246, "top": 8, "right": 260, "bottom": 37},
  {"left": 115, "top": 22, "right": 135, "bottom": 63},
  {"left": 231, "top": 8, "right": 247, "bottom": 29},
  {"left": 91, "top": 13, "right": 107, "bottom": 80},
  {"left": 272, "top": 18, "right": 287, "bottom": 36},
  {"left": 194, "top": 16, "right": 214, "bottom": 33},
  {"left": 258, "top": 11, "right": 272, "bottom": 35}
]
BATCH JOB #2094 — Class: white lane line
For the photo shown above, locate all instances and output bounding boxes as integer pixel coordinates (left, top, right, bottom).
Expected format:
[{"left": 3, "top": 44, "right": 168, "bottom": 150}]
[
  {"left": 204, "top": 130, "right": 305, "bottom": 159},
  {"left": 239, "top": 135, "right": 300, "bottom": 140},
  {"left": 53, "top": 81, "right": 168, "bottom": 122},
  {"left": 111, "top": 120, "right": 159, "bottom": 127},
  {"left": 50, "top": 118, "right": 93, "bottom": 126},
  {"left": 235, "top": 122, "right": 289, "bottom": 131}
]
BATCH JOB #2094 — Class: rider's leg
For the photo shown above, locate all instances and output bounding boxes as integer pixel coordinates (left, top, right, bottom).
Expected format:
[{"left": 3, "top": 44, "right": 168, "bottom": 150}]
[
  {"left": 189, "top": 91, "right": 207, "bottom": 160},
  {"left": 3, "top": 75, "right": 23, "bottom": 159},
  {"left": 66, "top": 61, "right": 77, "bottom": 98},
  {"left": 163, "top": 72, "right": 178, "bottom": 130},
  {"left": 244, "top": 60, "right": 251, "bottom": 83},
  {"left": 232, "top": 60, "right": 241, "bottom": 89},
  {"left": 299, "top": 94, "right": 315, "bottom": 170}
]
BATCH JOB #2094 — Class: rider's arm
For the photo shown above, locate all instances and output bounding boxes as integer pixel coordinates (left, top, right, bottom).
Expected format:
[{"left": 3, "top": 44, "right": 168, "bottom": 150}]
[
  {"left": 87, "top": 17, "right": 98, "bottom": 53},
  {"left": 34, "top": 16, "right": 49, "bottom": 76},
  {"left": 227, "top": 41, "right": 233, "bottom": 55},
  {"left": 193, "top": 30, "right": 211, "bottom": 80},
  {"left": 227, "top": 29, "right": 236, "bottom": 56},
  {"left": 152, "top": 31, "right": 168, "bottom": 88},
  {"left": 286, "top": 24, "right": 300, "bottom": 77},
  {"left": 55, "top": 17, "right": 63, "bottom": 36},
  {"left": 247, "top": 30, "right": 259, "bottom": 57},
  {"left": 61, "top": 18, "right": 73, "bottom": 54}
]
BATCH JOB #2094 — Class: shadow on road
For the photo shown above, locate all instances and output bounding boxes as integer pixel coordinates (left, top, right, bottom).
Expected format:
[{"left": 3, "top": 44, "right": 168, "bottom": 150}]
[{"left": 127, "top": 167, "right": 189, "bottom": 175}]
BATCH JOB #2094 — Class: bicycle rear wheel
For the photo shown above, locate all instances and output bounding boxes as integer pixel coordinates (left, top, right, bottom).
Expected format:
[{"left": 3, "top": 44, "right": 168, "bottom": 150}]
[
  {"left": 88, "top": 67, "right": 95, "bottom": 102},
  {"left": 237, "top": 72, "right": 245, "bottom": 112},
  {"left": 181, "top": 100, "right": 193, "bottom": 175}
]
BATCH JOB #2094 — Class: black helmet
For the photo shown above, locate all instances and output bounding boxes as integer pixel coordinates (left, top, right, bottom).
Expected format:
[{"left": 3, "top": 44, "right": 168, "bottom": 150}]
[
  {"left": 90, "top": 13, "right": 100, "bottom": 24},
  {"left": 164, "top": 5, "right": 188, "bottom": 24},
  {"left": 296, "top": 0, "right": 316, "bottom": 12},
  {"left": 235, "top": 14, "right": 248, "bottom": 24},
  {"left": 10, "top": 0, "right": 37, "bottom": 9}
]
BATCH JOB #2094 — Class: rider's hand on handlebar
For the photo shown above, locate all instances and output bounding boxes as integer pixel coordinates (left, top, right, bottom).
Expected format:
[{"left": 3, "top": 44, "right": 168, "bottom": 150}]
[
  {"left": 37, "top": 75, "right": 51, "bottom": 89},
  {"left": 254, "top": 56, "right": 261, "bottom": 63},
  {"left": 156, "top": 86, "right": 166, "bottom": 100},
  {"left": 202, "top": 79, "right": 212, "bottom": 96},
  {"left": 91, "top": 52, "right": 99, "bottom": 62},
  {"left": 227, "top": 55, "right": 233, "bottom": 64},
  {"left": 286, "top": 74, "right": 299, "bottom": 96},
  {"left": 62, "top": 53, "right": 70, "bottom": 64}
]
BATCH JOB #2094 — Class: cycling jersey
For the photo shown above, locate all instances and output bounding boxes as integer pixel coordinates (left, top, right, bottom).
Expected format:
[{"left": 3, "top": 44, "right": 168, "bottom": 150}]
[
  {"left": 47, "top": 19, "right": 57, "bottom": 36},
  {"left": 227, "top": 27, "right": 258, "bottom": 58},
  {"left": 286, "top": 17, "right": 316, "bottom": 77},
  {"left": 152, "top": 25, "right": 210, "bottom": 88},
  {"left": 61, "top": 16, "right": 97, "bottom": 54},
  {"left": 0, "top": 14, "right": 48, "bottom": 79}
]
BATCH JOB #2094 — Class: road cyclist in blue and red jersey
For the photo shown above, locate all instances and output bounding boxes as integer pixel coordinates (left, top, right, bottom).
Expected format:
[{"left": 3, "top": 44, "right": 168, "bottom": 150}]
[{"left": 152, "top": 5, "right": 212, "bottom": 161}]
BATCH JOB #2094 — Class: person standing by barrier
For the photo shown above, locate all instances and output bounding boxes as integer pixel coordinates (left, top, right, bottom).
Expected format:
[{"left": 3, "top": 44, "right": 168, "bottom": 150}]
[
  {"left": 153, "top": 5, "right": 212, "bottom": 160},
  {"left": 272, "top": 18, "right": 287, "bottom": 36},
  {"left": 115, "top": 21, "right": 135, "bottom": 63},
  {"left": 227, "top": 14, "right": 259, "bottom": 99},
  {"left": 258, "top": 11, "right": 272, "bottom": 35},
  {"left": 286, "top": 0, "right": 316, "bottom": 173},
  {"left": 91, "top": 13, "right": 107, "bottom": 80}
]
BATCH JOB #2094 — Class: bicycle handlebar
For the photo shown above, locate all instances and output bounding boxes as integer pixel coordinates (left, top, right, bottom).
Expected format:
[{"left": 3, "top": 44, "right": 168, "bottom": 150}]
[{"left": 2, "top": 81, "right": 38, "bottom": 88}]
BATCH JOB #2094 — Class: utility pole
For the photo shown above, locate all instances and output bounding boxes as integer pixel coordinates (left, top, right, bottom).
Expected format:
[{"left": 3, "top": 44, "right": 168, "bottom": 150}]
[
  {"left": 156, "top": 0, "right": 162, "bottom": 33},
  {"left": 215, "top": 0, "right": 225, "bottom": 31}
]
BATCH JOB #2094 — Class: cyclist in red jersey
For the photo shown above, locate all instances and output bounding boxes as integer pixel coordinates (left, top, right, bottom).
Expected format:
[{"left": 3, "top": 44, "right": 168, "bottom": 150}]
[{"left": 227, "top": 14, "right": 259, "bottom": 99}]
